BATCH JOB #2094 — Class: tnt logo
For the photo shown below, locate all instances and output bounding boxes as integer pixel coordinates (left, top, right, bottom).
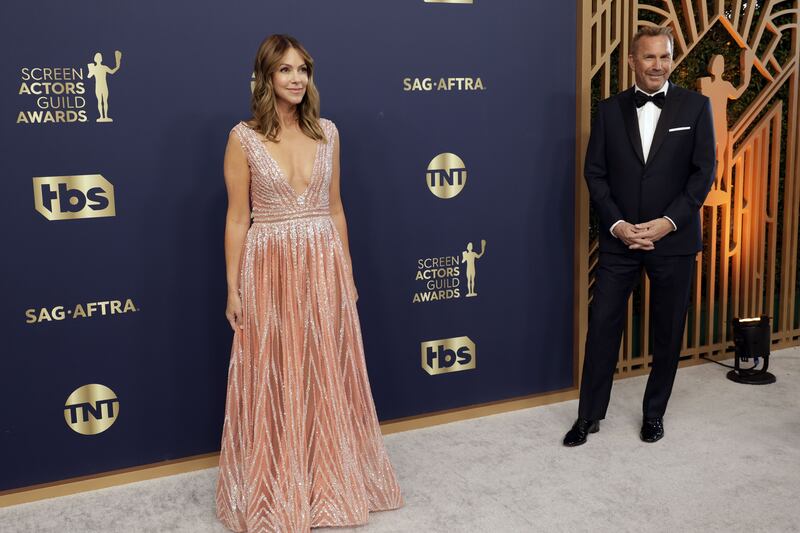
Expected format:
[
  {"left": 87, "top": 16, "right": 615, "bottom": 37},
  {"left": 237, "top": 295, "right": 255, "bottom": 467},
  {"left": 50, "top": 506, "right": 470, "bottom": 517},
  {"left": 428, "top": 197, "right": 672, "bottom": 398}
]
[
  {"left": 426, "top": 153, "right": 467, "bottom": 199},
  {"left": 33, "top": 174, "right": 115, "bottom": 220},
  {"left": 421, "top": 336, "right": 476, "bottom": 375},
  {"left": 64, "top": 384, "right": 120, "bottom": 435}
]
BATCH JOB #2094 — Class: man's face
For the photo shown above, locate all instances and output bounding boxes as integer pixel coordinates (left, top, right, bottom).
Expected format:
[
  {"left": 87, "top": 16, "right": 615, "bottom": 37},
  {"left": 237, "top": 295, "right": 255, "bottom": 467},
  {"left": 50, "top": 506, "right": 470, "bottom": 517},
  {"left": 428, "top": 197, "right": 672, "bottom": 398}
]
[{"left": 628, "top": 35, "right": 673, "bottom": 93}]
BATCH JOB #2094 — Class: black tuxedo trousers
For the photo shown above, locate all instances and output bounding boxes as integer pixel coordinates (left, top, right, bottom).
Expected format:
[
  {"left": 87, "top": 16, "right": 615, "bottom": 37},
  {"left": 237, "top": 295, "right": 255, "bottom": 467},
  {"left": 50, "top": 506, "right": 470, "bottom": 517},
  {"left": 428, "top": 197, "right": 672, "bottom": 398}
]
[{"left": 578, "top": 251, "right": 695, "bottom": 420}]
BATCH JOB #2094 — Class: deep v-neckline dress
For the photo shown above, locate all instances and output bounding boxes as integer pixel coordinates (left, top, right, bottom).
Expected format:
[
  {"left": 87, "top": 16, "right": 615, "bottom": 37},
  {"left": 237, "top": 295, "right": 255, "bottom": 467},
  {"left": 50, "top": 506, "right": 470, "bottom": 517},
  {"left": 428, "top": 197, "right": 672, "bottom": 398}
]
[{"left": 216, "top": 119, "right": 402, "bottom": 533}]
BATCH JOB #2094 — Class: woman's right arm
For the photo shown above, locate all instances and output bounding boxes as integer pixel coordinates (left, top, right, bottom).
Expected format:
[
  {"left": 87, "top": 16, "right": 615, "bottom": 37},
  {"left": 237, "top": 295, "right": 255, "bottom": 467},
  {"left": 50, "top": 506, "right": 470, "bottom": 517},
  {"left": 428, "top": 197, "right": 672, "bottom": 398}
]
[{"left": 224, "top": 132, "right": 251, "bottom": 331}]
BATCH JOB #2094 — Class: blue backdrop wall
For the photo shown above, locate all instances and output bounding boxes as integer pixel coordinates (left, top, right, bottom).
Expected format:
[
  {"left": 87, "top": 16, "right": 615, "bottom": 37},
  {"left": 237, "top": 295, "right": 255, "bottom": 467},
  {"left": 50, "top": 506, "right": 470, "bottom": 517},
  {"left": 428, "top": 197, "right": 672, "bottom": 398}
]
[{"left": 0, "top": 0, "right": 576, "bottom": 491}]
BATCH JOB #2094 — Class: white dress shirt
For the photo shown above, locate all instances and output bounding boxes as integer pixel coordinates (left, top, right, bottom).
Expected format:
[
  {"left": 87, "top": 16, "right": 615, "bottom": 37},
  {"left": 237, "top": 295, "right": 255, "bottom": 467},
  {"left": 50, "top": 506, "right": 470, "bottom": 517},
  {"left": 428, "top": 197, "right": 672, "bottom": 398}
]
[
  {"left": 610, "top": 82, "right": 676, "bottom": 237},
  {"left": 636, "top": 82, "right": 666, "bottom": 161}
]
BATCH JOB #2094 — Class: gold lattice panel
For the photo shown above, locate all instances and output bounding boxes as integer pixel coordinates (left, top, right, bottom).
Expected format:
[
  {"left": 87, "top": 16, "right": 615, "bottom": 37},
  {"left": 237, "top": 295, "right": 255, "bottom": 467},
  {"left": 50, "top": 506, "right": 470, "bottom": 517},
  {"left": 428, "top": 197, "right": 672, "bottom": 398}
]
[{"left": 576, "top": 0, "right": 800, "bottom": 378}]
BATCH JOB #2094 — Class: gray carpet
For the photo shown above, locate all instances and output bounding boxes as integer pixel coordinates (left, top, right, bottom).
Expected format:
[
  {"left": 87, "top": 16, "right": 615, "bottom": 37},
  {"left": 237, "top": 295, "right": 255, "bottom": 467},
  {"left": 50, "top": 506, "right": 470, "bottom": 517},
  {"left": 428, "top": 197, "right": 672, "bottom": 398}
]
[{"left": 2, "top": 348, "right": 799, "bottom": 533}]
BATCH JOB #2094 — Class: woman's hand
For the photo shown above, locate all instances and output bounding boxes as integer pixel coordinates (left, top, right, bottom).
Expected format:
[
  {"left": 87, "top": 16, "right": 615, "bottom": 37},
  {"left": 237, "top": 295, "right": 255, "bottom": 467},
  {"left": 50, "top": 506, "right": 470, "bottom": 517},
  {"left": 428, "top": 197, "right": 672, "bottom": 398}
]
[{"left": 226, "top": 291, "right": 244, "bottom": 331}]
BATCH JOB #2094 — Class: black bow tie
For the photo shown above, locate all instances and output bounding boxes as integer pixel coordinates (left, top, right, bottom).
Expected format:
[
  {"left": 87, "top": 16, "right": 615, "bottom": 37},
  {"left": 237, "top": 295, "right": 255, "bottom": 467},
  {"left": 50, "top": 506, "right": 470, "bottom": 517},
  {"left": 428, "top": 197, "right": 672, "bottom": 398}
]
[{"left": 634, "top": 90, "right": 666, "bottom": 108}]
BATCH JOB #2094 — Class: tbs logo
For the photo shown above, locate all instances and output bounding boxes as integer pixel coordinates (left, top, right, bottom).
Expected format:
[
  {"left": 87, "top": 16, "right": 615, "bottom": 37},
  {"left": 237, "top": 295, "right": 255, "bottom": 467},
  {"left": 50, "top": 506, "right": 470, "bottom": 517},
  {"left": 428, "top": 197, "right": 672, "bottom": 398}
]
[
  {"left": 33, "top": 174, "right": 116, "bottom": 220},
  {"left": 421, "top": 336, "right": 476, "bottom": 376}
]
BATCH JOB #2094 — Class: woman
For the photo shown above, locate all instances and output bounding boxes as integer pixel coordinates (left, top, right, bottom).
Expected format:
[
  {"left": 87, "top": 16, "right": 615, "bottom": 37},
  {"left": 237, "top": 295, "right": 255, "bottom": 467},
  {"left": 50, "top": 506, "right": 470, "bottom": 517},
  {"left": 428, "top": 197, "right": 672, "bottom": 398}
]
[{"left": 216, "top": 34, "right": 402, "bottom": 532}]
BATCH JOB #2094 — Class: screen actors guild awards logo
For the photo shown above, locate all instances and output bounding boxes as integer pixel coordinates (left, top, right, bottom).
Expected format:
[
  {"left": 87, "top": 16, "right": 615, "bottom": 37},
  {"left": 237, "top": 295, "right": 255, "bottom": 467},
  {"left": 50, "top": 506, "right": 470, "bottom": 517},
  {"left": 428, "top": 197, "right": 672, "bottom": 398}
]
[
  {"left": 414, "top": 239, "right": 487, "bottom": 303},
  {"left": 33, "top": 174, "right": 116, "bottom": 221},
  {"left": 87, "top": 50, "right": 122, "bottom": 122},
  {"left": 64, "top": 384, "right": 120, "bottom": 435},
  {"left": 421, "top": 336, "right": 476, "bottom": 376},
  {"left": 427, "top": 153, "right": 467, "bottom": 199},
  {"left": 17, "top": 49, "right": 123, "bottom": 125}
]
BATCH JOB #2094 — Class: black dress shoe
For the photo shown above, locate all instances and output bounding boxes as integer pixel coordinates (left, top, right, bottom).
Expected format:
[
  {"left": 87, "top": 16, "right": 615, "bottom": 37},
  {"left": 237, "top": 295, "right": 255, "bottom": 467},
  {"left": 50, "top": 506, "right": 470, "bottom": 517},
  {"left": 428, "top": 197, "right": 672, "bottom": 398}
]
[
  {"left": 640, "top": 417, "right": 664, "bottom": 443},
  {"left": 563, "top": 418, "right": 599, "bottom": 447}
]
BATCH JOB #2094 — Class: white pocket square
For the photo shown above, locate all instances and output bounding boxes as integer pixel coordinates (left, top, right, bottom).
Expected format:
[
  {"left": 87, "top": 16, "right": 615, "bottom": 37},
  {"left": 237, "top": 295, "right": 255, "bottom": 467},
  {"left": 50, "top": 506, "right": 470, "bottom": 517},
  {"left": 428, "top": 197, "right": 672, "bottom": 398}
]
[{"left": 669, "top": 126, "right": 691, "bottom": 132}]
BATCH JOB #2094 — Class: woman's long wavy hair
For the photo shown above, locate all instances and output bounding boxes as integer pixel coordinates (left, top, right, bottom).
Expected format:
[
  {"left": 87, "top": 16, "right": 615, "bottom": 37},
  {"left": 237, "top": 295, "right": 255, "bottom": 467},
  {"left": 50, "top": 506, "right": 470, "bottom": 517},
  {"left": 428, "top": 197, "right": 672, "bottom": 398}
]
[{"left": 249, "top": 34, "right": 325, "bottom": 143}]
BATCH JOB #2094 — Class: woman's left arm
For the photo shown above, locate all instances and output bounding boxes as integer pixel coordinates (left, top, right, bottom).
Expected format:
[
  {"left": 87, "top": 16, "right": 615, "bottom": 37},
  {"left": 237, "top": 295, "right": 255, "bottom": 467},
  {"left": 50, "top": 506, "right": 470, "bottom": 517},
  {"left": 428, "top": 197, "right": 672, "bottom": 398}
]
[{"left": 329, "top": 129, "right": 358, "bottom": 299}]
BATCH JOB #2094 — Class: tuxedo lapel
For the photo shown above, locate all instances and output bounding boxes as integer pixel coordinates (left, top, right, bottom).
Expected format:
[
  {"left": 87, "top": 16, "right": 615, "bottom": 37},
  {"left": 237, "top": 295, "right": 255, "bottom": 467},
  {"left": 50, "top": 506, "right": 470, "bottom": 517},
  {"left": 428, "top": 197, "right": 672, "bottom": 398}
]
[
  {"left": 646, "top": 82, "right": 685, "bottom": 166},
  {"left": 618, "top": 88, "right": 645, "bottom": 165}
]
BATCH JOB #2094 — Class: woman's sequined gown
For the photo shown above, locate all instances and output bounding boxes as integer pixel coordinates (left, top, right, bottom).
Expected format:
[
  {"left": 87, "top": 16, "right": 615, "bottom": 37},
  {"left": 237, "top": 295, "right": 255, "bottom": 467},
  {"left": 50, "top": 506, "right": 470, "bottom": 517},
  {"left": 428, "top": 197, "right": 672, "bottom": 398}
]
[{"left": 216, "top": 119, "right": 402, "bottom": 532}]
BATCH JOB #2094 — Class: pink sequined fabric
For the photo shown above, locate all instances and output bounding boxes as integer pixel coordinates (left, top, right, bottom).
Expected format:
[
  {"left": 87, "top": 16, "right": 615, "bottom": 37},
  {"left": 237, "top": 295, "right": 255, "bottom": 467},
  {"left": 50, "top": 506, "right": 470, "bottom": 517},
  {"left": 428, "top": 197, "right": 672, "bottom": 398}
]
[{"left": 216, "top": 120, "right": 402, "bottom": 532}]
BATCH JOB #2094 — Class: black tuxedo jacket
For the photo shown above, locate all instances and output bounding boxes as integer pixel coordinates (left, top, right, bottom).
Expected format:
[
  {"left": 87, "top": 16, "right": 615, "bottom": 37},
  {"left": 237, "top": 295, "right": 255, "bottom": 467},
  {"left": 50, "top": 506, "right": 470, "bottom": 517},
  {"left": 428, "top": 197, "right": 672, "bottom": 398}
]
[{"left": 584, "top": 82, "right": 716, "bottom": 255}]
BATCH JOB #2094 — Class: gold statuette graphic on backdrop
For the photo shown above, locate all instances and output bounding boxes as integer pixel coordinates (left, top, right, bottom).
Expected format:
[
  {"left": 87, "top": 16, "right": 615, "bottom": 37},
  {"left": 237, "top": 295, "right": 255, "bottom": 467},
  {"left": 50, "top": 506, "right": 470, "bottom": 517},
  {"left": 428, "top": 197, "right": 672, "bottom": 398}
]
[
  {"left": 427, "top": 153, "right": 467, "bottom": 199},
  {"left": 64, "top": 384, "right": 119, "bottom": 435},
  {"left": 87, "top": 51, "right": 122, "bottom": 122},
  {"left": 421, "top": 336, "right": 476, "bottom": 375},
  {"left": 462, "top": 240, "right": 486, "bottom": 297},
  {"left": 33, "top": 174, "right": 116, "bottom": 221}
]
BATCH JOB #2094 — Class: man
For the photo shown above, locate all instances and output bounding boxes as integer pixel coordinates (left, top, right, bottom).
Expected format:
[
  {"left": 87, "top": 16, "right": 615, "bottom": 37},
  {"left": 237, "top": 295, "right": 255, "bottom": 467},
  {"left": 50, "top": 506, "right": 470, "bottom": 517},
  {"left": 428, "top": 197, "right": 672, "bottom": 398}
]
[{"left": 564, "top": 27, "right": 716, "bottom": 446}]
